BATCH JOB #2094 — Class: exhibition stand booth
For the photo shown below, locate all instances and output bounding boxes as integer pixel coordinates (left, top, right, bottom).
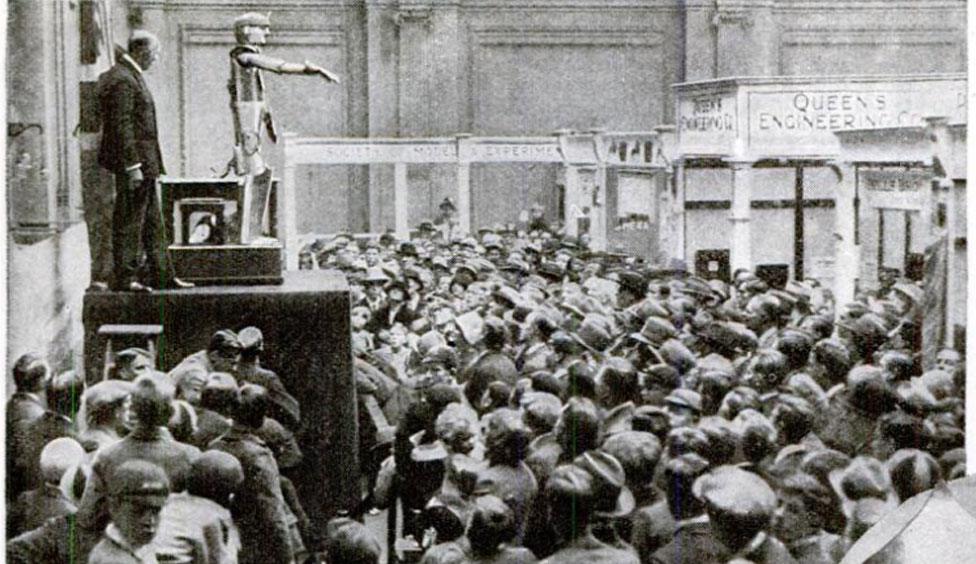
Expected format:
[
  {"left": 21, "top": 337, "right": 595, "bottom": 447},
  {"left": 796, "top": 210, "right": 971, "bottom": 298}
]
[
  {"left": 280, "top": 129, "right": 673, "bottom": 268},
  {"left": 672, "top": 73, "right": 965, "bottom": 288},
  {"left": 833, "top": 117, "right": 967, "bottom": 361}
]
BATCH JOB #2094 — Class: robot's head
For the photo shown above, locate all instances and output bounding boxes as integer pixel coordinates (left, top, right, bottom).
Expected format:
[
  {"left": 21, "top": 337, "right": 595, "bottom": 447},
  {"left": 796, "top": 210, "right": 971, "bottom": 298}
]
[{"left": 234, "top": 12, "right": 271, "bottom": 45}]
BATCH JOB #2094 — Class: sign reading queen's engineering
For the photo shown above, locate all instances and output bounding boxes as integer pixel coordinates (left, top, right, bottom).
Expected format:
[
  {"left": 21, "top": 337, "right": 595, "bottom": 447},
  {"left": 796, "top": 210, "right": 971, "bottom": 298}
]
[{"left": 674, "top": 74, "right": 965, "bottom": 158}]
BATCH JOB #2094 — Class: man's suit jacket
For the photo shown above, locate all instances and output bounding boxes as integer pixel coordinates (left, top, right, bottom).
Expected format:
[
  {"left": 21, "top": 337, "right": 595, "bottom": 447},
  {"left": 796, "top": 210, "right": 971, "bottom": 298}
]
[
  {"left": 5, "top": 393, "right": 46, "bottom": 499},
  {"left": 8, "top": 484, "right": 77, "bottom": 538},
  {"left": 97, "top": 57, "right": 164, "bottom": 177}
]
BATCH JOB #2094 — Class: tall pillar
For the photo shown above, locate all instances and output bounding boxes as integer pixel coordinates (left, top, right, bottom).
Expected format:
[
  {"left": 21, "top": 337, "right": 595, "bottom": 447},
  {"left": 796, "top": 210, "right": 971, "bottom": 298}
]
[
  {"left": 714, "top": 0, "right": 777, "bottom": 77},
  {"left": 926, "top": 117, "right": 953, "bottom": 346},
  {"left": 674, "top": 160, "right": 687, "bottom": 264},
  {"left": 366, "top": 2, "right": 398, "bottom": 231},
  {"left": 394, "top": 162, "right": 410, "bottom": 239},
  {"left": 563, "top": 166, "right": 580, "bottom": 238},
  {"left": 832, "top": 161, "right": 858, "bottom": 309},
  {"left": 727, "top": 160, "right": 754, "bottom": 273},
  {"left": 456, "top": 134, "right": 472, "bottom": 236},
  {"left": 281, "top": 138, "right": 299, "bottom": 270},
  {"left": 683, "top": 1, "right": 717, "bottom": 80},
  {"left": 592, "top": 164, "right": 608, "bottom": 251},
  {"left": 942, "top": 177, "right": 957, "bottom": 345}
]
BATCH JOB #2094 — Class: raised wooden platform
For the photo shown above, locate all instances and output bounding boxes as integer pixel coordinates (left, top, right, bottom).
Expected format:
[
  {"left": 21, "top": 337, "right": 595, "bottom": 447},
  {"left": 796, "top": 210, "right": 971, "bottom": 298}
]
[{"left": 82, "top": 270, "right": 356, "bottom": 526}]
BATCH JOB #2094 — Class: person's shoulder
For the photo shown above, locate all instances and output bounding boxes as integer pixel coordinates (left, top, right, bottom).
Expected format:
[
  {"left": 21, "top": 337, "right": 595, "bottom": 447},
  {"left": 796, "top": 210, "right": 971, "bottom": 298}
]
[
  {"left": 491, "top": 546, "right": 538, "bottom": 563},
  {"left": 87, "top": 536, "right": 127, "bottom": 564}
]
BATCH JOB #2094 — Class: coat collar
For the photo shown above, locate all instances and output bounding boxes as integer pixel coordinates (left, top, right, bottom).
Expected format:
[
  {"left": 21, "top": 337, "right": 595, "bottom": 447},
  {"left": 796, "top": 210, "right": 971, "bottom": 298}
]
[{"left": 121, "top": 52, "right": 144, "bottom": 75}]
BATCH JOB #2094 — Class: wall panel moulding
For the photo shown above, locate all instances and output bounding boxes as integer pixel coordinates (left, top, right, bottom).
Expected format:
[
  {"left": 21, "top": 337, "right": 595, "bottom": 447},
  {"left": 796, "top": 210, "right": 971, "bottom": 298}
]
[
  {"left": 781, "top": 28, "right": 962, "bottom": 47},
  {"left": 774, "top": 0, "right": 965, "bottom": 11},
  {"left": 461, "top": 0, "right": 680, "bottom": 11},
  {"left": 131, "top": 0, "right": 361, "bottom": 10}
]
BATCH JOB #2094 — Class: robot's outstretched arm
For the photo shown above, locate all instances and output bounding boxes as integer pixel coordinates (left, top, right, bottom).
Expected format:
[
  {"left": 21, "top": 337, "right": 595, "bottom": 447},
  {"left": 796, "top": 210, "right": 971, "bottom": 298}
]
[{"left": 236, "top": 52, "right": 340, "bottom": 82}]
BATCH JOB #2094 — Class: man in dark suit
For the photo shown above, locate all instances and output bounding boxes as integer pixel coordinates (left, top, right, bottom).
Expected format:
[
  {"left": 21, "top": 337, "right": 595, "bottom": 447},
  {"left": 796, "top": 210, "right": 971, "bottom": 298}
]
[
  {"left": 6, "top": 353, "right": 50, "bottom": 501},
  {"left": 97, "top": 31, "right": 189, "bottom": 291}
]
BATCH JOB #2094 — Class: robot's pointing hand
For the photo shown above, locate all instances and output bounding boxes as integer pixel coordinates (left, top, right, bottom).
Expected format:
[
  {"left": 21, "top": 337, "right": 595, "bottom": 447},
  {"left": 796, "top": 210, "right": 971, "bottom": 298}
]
[{"left": 304, "top": 61, "right": 340, "bottom": 83}]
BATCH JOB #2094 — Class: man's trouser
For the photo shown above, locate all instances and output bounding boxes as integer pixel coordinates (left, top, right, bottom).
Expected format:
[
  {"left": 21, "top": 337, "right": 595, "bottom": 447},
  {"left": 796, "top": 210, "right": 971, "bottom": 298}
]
[{"left": 112, "top": 173, "right": 164, "bottom": 288}]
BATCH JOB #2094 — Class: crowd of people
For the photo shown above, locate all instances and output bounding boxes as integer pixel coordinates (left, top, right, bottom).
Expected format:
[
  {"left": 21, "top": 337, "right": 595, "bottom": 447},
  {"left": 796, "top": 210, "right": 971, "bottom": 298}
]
[
  {"left": 304, "top": 215, "right": 965, "bottom": 563},
  {"left": 4, "top": 213, "right": 966, "bottom": 563}
]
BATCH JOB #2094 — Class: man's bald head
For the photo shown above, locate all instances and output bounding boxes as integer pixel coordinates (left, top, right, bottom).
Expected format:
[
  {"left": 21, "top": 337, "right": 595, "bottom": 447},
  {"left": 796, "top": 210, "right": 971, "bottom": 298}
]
[{"left": 128, "top": 30, "right": 161, "bottom": 70}]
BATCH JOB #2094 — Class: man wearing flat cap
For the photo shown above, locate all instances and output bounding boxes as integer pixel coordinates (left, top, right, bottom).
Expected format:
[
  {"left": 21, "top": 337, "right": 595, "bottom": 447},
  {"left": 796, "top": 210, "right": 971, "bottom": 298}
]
[
  {"left": 168, "top": 329, "right": 243, "bottom": 384},
  {"left": 76, "top": 375, "right": 201, "bottom": 535},
  {"left": 210, "top": 384, "right": 293, "bottom": 564},
  {"left": 112, "top": 348, "right": 154, "bottom": 381},
  {"left": 88, "top": 460, "right": 171, "bottom": 564},
  {"left": 695, "top": 466, "right": 797, "bottom": 563},
  {"left": 237, "top": 326, "right": 301, "bottom": 430},
  {"left": 652, "top": 453, "right": 728, "bottom": 564}
]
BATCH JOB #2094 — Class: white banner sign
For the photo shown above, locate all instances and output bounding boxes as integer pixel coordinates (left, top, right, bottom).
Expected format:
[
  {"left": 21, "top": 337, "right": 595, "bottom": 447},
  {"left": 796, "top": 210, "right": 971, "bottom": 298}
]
[{"left": 862, "top": 169, "right": 928, "bottom": 210}]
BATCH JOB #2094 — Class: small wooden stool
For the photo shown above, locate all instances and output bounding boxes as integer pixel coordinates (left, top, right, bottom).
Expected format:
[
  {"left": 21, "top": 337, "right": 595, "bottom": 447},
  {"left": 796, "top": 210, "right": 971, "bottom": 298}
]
[{"left": 97, "top": 324, "right": 164, "bottom": 381}]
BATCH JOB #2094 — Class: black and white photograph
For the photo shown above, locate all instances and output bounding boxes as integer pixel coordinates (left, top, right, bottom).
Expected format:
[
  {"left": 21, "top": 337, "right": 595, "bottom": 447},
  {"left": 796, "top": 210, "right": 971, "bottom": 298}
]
[{"left": 3, "top": 1, "right": 973, "bottom": 563}]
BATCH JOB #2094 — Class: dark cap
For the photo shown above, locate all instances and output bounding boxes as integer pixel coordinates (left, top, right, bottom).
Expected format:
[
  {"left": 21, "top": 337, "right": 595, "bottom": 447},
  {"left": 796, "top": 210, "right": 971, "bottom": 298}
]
[
  {"left": 616, "top": 271, "right": 647, "bottom": 296},
  {"left": 694, "top": 465, "right": 777, "bottom": 518},
  {"left": 191, "top": 450, "right": 244, "bottom": 493},
  {"left": 208, "top": 330, "right": 242, "bottom": 354},
  {"left": 110, "top": 460, "right": 171, "bottom": 500}
]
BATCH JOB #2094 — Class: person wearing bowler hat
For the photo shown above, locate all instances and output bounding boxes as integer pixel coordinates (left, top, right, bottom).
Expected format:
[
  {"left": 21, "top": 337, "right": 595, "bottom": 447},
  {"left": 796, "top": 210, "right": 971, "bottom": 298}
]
[
  {"left": 88, "top": 460, "right": 171, "bottom": 564},
  {"left": 371, "top": 277, "right": 421, "bottom": 333},
  {"left": 695, "top": 466, "right": 797, "bottom": 563}
]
